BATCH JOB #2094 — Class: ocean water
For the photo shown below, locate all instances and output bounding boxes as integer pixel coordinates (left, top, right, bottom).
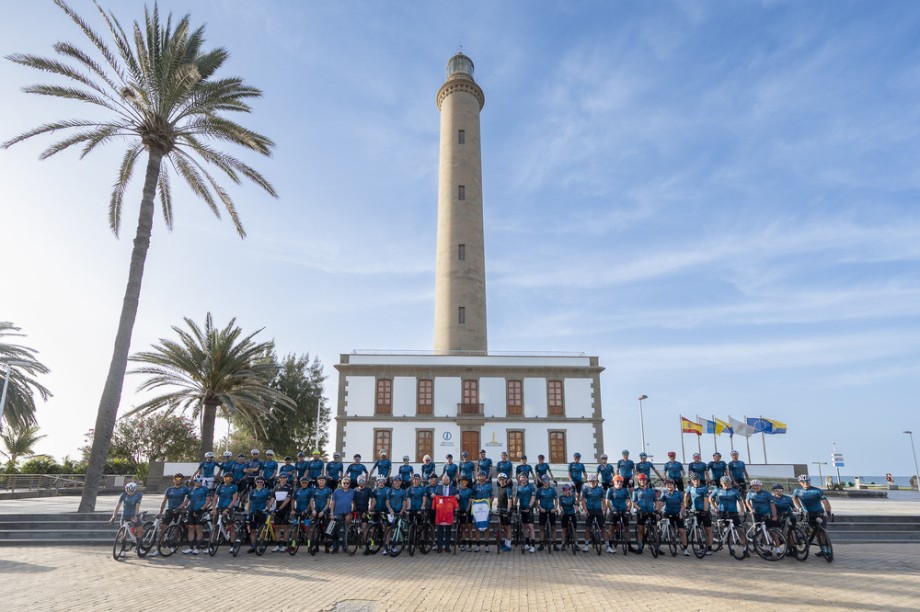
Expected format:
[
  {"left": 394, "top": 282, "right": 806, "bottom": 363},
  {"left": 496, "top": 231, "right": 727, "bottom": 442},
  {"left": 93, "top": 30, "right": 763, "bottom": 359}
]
[{"left": 834, "top": 475, "right": 915, "bottom": 486}]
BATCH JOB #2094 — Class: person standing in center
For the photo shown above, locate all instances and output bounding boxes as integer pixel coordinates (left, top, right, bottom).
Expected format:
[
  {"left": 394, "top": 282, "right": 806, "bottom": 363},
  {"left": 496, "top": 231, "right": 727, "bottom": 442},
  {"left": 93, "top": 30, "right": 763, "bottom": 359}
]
[{"left": 434, "top": 474, "right": 459, "bottom": 553}]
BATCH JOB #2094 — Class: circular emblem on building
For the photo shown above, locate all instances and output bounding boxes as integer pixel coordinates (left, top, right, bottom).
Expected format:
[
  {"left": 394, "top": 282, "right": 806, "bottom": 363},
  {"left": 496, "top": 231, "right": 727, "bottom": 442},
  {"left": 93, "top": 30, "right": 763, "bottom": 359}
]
[{"left": 442, "top": 432, "right": 452, "bottom": 441}]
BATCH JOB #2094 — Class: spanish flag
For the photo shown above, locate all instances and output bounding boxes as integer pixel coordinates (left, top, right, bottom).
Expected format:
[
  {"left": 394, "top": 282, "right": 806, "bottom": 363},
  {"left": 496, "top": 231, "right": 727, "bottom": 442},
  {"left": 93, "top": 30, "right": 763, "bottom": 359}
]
[{"left": 681, "top": 416, "right": 703, "bottom": 436}]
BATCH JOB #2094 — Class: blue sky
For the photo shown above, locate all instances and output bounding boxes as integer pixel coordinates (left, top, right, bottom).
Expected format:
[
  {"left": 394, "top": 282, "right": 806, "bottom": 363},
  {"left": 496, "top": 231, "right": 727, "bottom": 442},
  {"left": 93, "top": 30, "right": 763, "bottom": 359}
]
[{"left": 1, "top": 0, "right": 919, "bottom": 476}]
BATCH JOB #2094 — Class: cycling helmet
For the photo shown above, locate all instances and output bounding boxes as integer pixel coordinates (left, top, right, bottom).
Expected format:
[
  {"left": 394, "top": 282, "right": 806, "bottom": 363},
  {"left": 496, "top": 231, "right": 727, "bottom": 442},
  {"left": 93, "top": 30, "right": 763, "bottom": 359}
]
[
  {"left": 284, "top": 456, "right": 292, "bottom": 461},
  {"left": 573, "top": 452, "right": 581, "bottom": 458},
  {"left": 622, "top": 450, "right": 630, "bottom": 455},
  {"left": 423, "top": 455, "right": 432, "bottom": 461},
  {"left": 636, "top": 474, "right": 648, "bottom": 481},
  {"left": 667, "top": 451, "right": 676, "bottom": 458},
  {"left": 797, "top": 474, "right": 811, "bottom": 483},
  {"left": 730, "top": 450, "right": 739, "bottom": 456},
  {"left": 300, "top": 476, "right": 309, "bottom": 483},
  {"left": 237, "top": 453, "right": 245, "bottom": 458},
  {"left": 223, "top": 472, "right": 234, "bottom": 479},
  {"left": 312, "top": 450, "right": 321, "bottom": 456},
  {"left": 664, "top": 478, "right": 675, "bottom": 485},
  {"left": 639, "top": 452, "right": 647, "bottom": 458},
  {"left": 771, "top": 483, "right": 784, "bottom": 490},
  {"left": 251, "top": 449, "right": 260, "bottom": 455},
  {"left": 278, "top": 473, "right": 289, "bottom": 479},
  {"left": 205, "top": 451, "right": 215, "bottom": 459},
  {"left": 541, "top": 475, "right": 551, "bottom": 482},
  {"left": 357, "top": 476, "right": 367, "bottom": 484},
  {"left": 719, "top": 476, "right": 732, "bottom": 485},
  {"left": 713, "top": 452, "right": 721, "bottom": 457},
  {"left": 750, "top": 480, "right": 763, "bottom": 487},
  {"left": 403, "top": 455, "right": 410, "bottom": 461},
  {"left": 600, "top": 454, "right": 608, "bottom": 460},
  {"left": 297, "top": 451, "right": 305, "bottom": 457},
  {"left": 562, "top": 484, "right": 571, "bottom": 490},
  {"left": 255, "top": 477, "right": 265, "bottom": 483},
  {"left": 125, "top": 482, "right": 138, "bottom": 493},
  {"left": 376, "top": 476, "right": 387, "bottom": 483},
  {"left": 317, "top": 475, "right": 327, "bottom": 481},
  {"left": 379, "top": 449, "right": 387, "bottom": 455},
  {"left": 354, "top": 454, "right": 361, "bottom": 459},
  {"left": 193, "top": 477, "right": 203, "bottom": 484},
  {"left": 498, "top": 473, "right": 509, "bottom": 480},
  {"left": 333, "top": 452, "right": 341, "bottom": 458},
  {"left": 689, "top": 473, "right": 701, "bottom": 481},
  {"left": 461, "top": 451, "right": 469, "bottom": 457},
  {"left": 265, "top": 450, "right": 275, "bottom": 456},
  {"left": 412, "top": 474, "right": 421, "bottom": 480},
  {"left": 393, "top": 476, "right": 402, "bottom": 482},
  {"left": 588, "top": 473, "right": 598, "bottom": 481},
  {"left": 692, "top": 453, "right": 701, "bottom": 459},
  {"left": 223, "top": 451, "right": 233, "bottom": 458},
  {"left": 613, "top": 475, "right": 624, "bottom": 483}
]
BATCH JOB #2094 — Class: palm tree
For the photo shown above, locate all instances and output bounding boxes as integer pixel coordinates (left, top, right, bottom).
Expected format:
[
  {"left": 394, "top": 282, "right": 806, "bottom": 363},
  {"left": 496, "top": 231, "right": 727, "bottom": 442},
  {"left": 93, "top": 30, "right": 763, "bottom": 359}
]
[
  {"left": 127, "top": 313, "right": 296, "bottom": 456},
  {"left": 3, "top": 1, "right": 276, "bottom": 511},
  {"left": 1, "top": 424, "right": 47, "bottom": 472},
  {"left": 0, "top": 322, "right": 52, "bottom": 431}
]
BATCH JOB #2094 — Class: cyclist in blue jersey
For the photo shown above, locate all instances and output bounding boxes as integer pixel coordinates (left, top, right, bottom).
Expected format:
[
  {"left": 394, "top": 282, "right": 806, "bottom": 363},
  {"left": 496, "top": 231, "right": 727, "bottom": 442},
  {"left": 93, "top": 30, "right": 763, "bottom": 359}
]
[
  {"left": 441, "top": 454, "right": 459, "bottom": 484},
  {"left": 245, "top": 477, "right": 271, "bottom": 553},
  {"left": 346, "top": 453, "right": 369, "bottom": 487},
  {"left": 211, "top": 472, "right": 240, "bottom": 545},
  {"left": 293, "top": 476, "right": 314, "bottom": 525},
  {"left": 581, "top": 474, "right": 606, "bottom": 552},
  {"left": 708, "top": 452, "right": 727, "bottom": 486},
  {"left": 535, "top": 475, "right": 559, "bottom": 551},
  {"left": 459, "top": 452, "right": 476, "bottom": 483},
  {"left": 369, "top": 449, "right": 392, "bottom": 486},
  {"left": 792, "top": 474, "right": 832, "bottom": 529},
  {"left": 111, "top": 482, "right": 144, "bottom": 554},
  {"left": 684, "top": 473, "right": 713, "bottom": 554},
  {"left": 279, "top": 456, "right": 297, "bottom": 483},
  {"left": 326, "top": 452, "right": 344, "bottom": 490},
  {"left": 710, "top": 475, "right": 748, "bottom": 552},
  {"left": 421, "top": 455, "right": 437, "bottom": 481},
  {"left": 407, "top": 474, "right": 428, "bottom": 515},
  {"left": 398, "top": 456, "right": 415, "bottom": 488},
  {"left": 294, "top": 451, "right": 309, "bottom": 486},
  {"left": 660, "top": 478, "right": 689, "bottom": 556},
  {"left": 217, "top": 450, "right": 235, "bottom": 482},
  {"left": 383, "top": 476, "right": 408, "bottom": 556},
  {"left": 495, "top": 473, "right": 514, "bottom": 551},
  {"left": 156, "top": 473, "right": 190, "bottom": 555},
  {"left": 476, "top": 450, "right": 492, "bottom": 481},
  {"left": 617, "top": 450, "right": 636, "bottom": 490},
  {"left": 631, "top": 473, "right": 659, "bottom": 554},
  {"left": 184, "top": 477, "right": 210, "bottom": 554},
  {"left": 495, "top": 452, "right": 513, "bottom": 487},
  {"left": 558, "top": 483, "right": 578, "bottom": 549},
  {"left": 311, "top": 475, "right": 333, "bottom": 548},
  {"left": 472, "top": 471, "right": 494, "bottom": 552},
  {"left": 515, "top": 455, "right": 534, "bottom": 483},
  {"left": 535, "top": 455, "right": 556, "bottom": 484},
  {"left": 663, "top": 451, "right": 685, "bottom": 492},
  {"left": 370, "top": 475, "right": 390, "bottom": 522},
  {"left": 687, "top": 452, "right": 708, "bottom": 485},
  {"left": 231, "top": 453, "right": 248, "bottom": 497},
  {"left": 194, "top": 452, "right": 218, "bottom": 490},
  {"left": 568, "top": 452, "right": 587, "bottom": 496},
  {"left": 603, "top": 474, "right": 632, "bottom": 553},
  {"left": 244, "top": 448, "right": 263, "bottom": 488},
  {"left": 352, "top": 475, "right": 372, "bottom": 554},
  {"left": 261, "top": 450, "right": 279, "bottom": 488},
  {"left": 457, "top": 475, "right": 475, "bottom": 551},
  {"left": 515, "top": 473, "right": 537, "bottom": 552},
  {"left": 307, "top": 450, "right": 325, "bottom": 486},
  {"left": 425, "top": 473, "right": 439, "bottom": 525},
  {"left": 746, "top": 479, "right": 780, "bottom": 557},
  {"left": 329, "top": 476, "right": 355, "bottom": 553},
  {"left": 728, "top": 450, "right": 750, "bottom": 495},
  {"left": 596, "top": 454, "right": 615, "bottom": 490},
  {"left": 771, "top": 483, "right": 796, "bottom": 522},
  {"left": 635, "top": 452, "right": 663, "bottom": 483}
]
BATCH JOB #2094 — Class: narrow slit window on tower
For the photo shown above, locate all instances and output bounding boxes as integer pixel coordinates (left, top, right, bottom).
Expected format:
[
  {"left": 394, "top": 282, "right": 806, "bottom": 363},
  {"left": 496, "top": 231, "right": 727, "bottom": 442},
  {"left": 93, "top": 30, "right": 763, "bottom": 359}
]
[
  {"left": 458, "top": 306, "right": 466, "bottom": 324},
  {"left": 458, "top": 185, "right": 465, "bottom": 200},
  {"left": 458, "top": 244, "right": 465, "bottom": 261},
  {"left": 458, "top": 129, "right": 465, "bottom": 144}
]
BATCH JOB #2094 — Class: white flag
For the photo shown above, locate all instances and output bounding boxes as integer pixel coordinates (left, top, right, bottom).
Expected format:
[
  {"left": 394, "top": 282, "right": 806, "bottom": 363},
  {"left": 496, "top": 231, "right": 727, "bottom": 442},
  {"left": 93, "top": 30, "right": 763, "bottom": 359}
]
[{"left": 729, "top": 416, "right": 754, "bottom": 438}]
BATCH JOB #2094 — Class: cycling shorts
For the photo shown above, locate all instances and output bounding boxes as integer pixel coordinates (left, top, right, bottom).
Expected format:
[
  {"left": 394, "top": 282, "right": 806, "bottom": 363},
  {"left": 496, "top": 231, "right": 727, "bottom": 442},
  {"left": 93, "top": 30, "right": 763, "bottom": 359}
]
[
  {"left": 637, "top": 511, "right": 657, "bottom": 525},
  {"left": 187, "top": 510, "right": 204, "bottom": 525},
  {"left": 572, "top": 481, "right": 584, "bottom": 494},
  {"left": 520, "top": 509, "right": 534, "bottom": 524},
  {"left": 498, "top": 512, "right": 511, "bottom": 527},
  {"left": 163, "top": 508, "right": 182, "bottom": 526},
  {"left": 458, "top": 510, "right": 472, "bottom": 524},
  {"left": 249, "top": 510, "right": 266, "bottom": 528},
  {"left": 719, "top": 511, "right": 741, "bottom": 527},
  {"left": 608, "top": 511, "right": 630, "bottom": 526},
  {"left": 586, "top": 509, "right": 605, "bottom": 528},
  {"left": 538, "top": 510, "right": 557, "bottom": 526},
  {"left": 693, "top": 510, "right": 712, "bottom": 528},
  {"left": 274, "top": 507, "right": 291, "bottom": 525},
  {"left": 664, "top": 513, "right": 684, "bottom": 529},
  {"left": 805, "top": 511, "right": 827, "bottom": 528},
  {"left": 561, "top": 514, "right": 577, "bottom": 529}
]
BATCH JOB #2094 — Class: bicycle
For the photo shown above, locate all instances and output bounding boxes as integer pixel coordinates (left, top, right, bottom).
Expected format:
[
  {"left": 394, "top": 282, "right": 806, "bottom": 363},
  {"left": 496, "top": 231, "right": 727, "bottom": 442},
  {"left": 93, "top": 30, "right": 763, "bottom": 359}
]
[
  {"left": 609, "top": 512, "right": 630, "bottom": 555},
  {"left": 800, "top": 511, "right": 834, "bottom": 563},
  {"left": 406, "top": 511, "right": 432, "bottom": 556},
  {"left": 538, "top": 510, "right": 555, "bottom": 554},
  {"left": 364, "top": 512, "right": 386, "bottom": 555},
  {"left": 744, "top": 513, "right": 787, "bottom": 561},
  {"left": 384, "top": 512, "right": 410, "bottom": 557},
  {"left": 684, "top": 512, "right": 709, "bottom": 559},
  {"left": 309, "top": 511, "right": 334, "bottom": 555},
  {"left": 656, "top": 515, "right": 678, "bottom": 557},
  {"left": 287, "top": 512, "right": 311, "bottom": 556},
  {"left": 207, "top": 508, "right": 237, "bottom": 557},
  {"left": 255, "top": 512, "right": 277, "bottom": 556},
  {"left": 559, "top": 514, "right": 577, "bottom": 555},
  {"left": 779, "top": 513, "right": 809, "bottom": 561},
  {"left": 157, "top": 511, "right": 188, "bottom": 557},
  {"left": 511, "top": 508, "right": 525, "bottom": 554},
  {"left": 111, "top": 514, "right": 145, "bottom": 561},
  {"left": 585, "top": 512, "right": 603, "bottom": 556},
  {"left": 137, "top": 514, "right": 161, "bottom": 557},
  {"left": 345, "top": 512, "right": 366, "bottom": 556},
  {"left": 713, "top": 516, "right": 747, "bottom": 560},
  {"left": 638, "top": 512, "right": 660, "bottom": 558},
  {"left": 495, "top": 510, "right": 509, "bottom": 555}
]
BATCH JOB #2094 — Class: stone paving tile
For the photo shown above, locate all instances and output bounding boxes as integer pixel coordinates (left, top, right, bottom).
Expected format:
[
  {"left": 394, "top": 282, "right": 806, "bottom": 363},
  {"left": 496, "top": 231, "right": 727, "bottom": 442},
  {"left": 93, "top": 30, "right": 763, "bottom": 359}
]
[{"left": 2, "top": 543, "right": 920, "bottom": 611}]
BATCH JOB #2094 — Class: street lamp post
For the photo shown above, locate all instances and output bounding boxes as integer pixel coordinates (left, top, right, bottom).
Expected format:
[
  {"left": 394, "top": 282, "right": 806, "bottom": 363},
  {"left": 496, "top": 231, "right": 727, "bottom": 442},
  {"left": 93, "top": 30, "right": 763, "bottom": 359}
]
[
  {"left": 0, "top": 360, "right": 29, "bottom": 434},
  {"left": 905, "top": 431, "right": 920, "bottom": 491},
  {"left": 812, "top": 461, "right": 827, "bottom": 484},
  {"left": 638, "top": 395, "right": 648, "bottom": 456}
]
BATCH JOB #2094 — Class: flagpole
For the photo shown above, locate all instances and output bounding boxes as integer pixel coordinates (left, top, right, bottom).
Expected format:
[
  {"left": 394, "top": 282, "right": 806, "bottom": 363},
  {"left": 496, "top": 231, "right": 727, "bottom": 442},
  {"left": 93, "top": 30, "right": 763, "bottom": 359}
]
[
  {"left": 711, "top": 414, "right": 718, "bottom": 453},
  {"left": 680, "top": 428, "right": 686, "bottom": 465},
  {"left": 697, "top": 433, "right": 701, "bottom": 456},
  {"left": 760, "top": 414, "right": 768, "bottom": 464},
  {"left": 744, "top": 414, "right": 752, "bottom": 464}
]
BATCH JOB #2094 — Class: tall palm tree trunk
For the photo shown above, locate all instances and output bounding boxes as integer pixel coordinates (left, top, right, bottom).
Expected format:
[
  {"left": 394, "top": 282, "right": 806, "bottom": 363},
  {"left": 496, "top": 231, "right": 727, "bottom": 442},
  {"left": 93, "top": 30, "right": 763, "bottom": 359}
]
[
  {"left": 79, "top": 150, "right": 163, "bottom": 512},
  {"left": 200, "top": 400, "right": 219, "bottom": 457}
]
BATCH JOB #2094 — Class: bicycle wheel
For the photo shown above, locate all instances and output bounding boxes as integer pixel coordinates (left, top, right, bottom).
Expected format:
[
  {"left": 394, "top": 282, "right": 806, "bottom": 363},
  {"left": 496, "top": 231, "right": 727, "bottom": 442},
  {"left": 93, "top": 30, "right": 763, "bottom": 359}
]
[
  {"left": 690, "top": 525, "right": 707, "bottom": 558},
  {"left": 592, "top": 524, "right": 602, "bottom": 555},
  {"left": 565, "top": 522, "right": 577, "bottom": 555},
  {"left": 385, "top": 525, "right": 404, "bottom": 557},
  {"left": 728, "top": 528, "right": 745, "bottom": 560},
  {"left": 346, "top": 523, "right": 360, "bottom": 556},
  {"left": 790, "top": 526, "right": 808, "bottom": 561},
  {"left": 158, "top": 523, "right": 182, "bottom": 557},
  {"left": 288, "top": 522, "right": 301, "bottom": 556},
  {"left": 418, "top": 522, "right": 433, "bottom": 555},
  {"left": 407, "top": 523, "right": 417, "bottom": 557},
  {"left": 494, "top": 521, "right": 504, "bottom": 555},
  {"left": 366, "top": 523, "right": 383, "bottom": 555},
  {"left": 646, "top": 524, "right": 660, "bottom": 559},
  {"left": 113, "top": 526, "right": 129, "bottom": 561},
  {"left": 452, "top": 522, "right": 460, "bottom": 555},
  {"left": 617, "top": 522, "right": 629, "bottom": 555},
  {"left": 255, "top": 524, "right": 271, "bottom": 556},
  {"left": 752, "top": 528, "right": 774, "bottom": 561},
  {"left": 816, "top": 529, "right": 833, "bottom": 563},
  {"left": 663, "top": 526, "right": 678, "bottom": 557},
  {"left": 308, "top": 523, "right": 322, "bottom": 556},
  {"left": 207, "top": 523, "right": 222, "bottom": 557},
  {"left": 137, "top": 523, "right": 156, "bottom": 557}
]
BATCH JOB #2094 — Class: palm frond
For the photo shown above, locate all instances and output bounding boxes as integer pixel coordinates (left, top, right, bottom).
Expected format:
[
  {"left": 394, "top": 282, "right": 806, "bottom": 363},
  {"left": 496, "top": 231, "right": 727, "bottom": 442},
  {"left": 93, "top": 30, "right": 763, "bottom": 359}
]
[
  {"left": 158, "top": 163, "right": 173, "bottom": 230},
  {"left": 109, "top": 143, "right": 143, "bottom": 235}
]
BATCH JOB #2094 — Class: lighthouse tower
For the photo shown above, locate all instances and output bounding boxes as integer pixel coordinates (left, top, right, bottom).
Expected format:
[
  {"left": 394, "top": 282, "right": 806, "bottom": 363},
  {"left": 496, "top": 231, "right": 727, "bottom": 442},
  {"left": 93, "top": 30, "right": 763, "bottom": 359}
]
[{"left": 433, "top": 53, "right": 488, "bottom": 354}]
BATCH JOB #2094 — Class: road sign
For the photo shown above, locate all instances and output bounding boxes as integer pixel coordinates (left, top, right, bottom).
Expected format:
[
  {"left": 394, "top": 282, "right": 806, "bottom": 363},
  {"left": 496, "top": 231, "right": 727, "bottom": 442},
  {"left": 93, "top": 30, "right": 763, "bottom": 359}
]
[{"left": 832, "top": 453, "right": 844, "bottom": 468}]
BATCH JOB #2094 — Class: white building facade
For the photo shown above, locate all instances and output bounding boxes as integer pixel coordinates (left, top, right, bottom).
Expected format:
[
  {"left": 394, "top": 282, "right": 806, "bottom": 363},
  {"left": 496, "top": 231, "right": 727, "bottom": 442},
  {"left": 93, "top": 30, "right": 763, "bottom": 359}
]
[{"left": 335, "top": 352, "right": 605, "bottom": 463}]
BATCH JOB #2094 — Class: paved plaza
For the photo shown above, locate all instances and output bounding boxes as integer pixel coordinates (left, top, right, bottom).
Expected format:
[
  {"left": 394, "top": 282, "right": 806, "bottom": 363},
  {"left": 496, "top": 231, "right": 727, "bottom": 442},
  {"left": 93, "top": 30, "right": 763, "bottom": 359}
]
[{"left": 1, "top": 542, "right": 919, "bottom": 611}]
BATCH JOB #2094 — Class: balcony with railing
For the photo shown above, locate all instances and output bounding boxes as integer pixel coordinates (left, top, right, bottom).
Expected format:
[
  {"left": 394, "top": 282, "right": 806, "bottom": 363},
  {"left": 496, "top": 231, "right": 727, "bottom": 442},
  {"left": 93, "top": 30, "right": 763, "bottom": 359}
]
[{"left": 457, "top": 402, "right": 484, "bottom": 416}]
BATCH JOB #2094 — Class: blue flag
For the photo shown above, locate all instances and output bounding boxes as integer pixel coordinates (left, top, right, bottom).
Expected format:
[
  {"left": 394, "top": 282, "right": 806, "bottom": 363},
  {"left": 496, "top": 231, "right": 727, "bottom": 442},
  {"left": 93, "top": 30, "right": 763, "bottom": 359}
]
[{"left": 746, "top": 417, "right": 770, "bottom": 433}]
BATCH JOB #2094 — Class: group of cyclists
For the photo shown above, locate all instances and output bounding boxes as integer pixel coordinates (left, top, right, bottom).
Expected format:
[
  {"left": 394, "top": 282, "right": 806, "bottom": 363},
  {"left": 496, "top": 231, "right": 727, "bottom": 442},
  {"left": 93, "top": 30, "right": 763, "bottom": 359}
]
[{"left": 111, "top": 446, "right": 833, "bottom": 559}]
